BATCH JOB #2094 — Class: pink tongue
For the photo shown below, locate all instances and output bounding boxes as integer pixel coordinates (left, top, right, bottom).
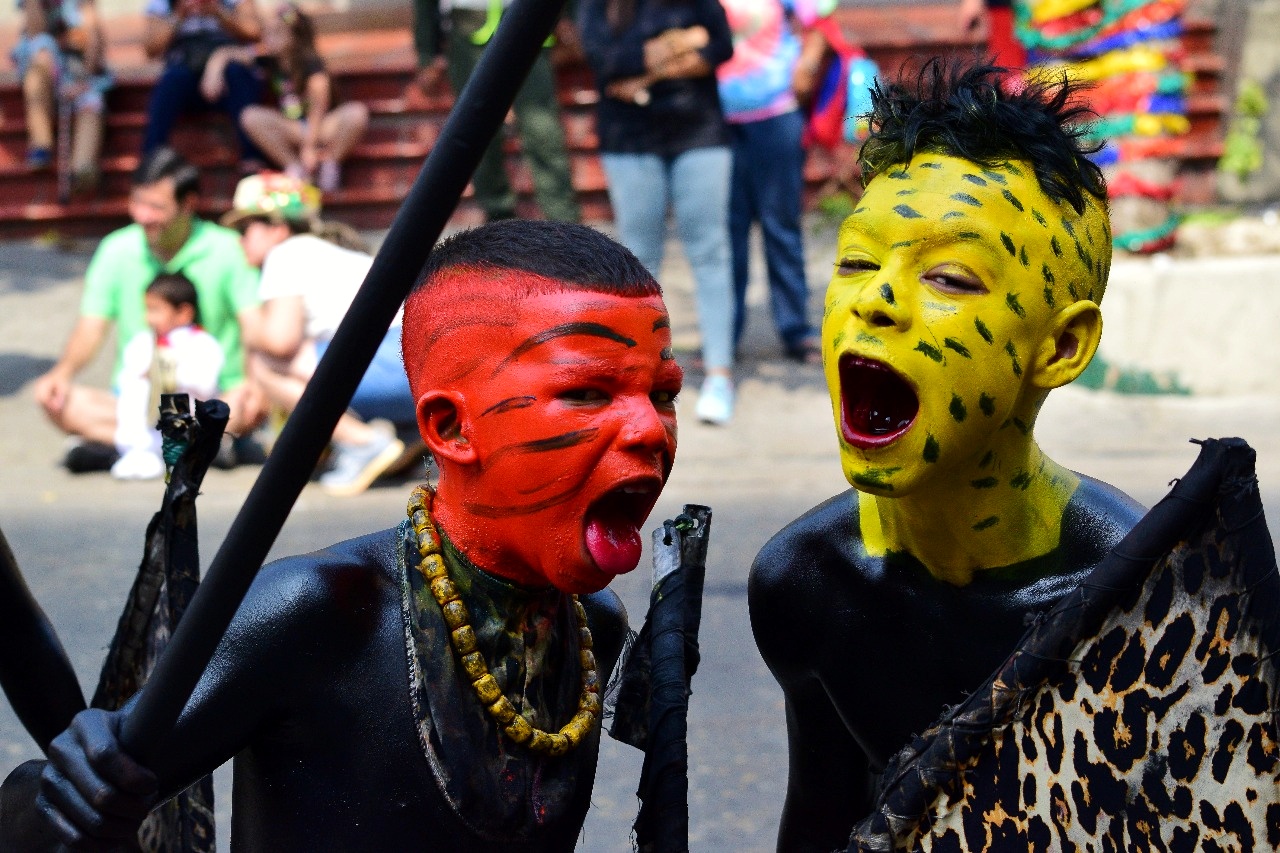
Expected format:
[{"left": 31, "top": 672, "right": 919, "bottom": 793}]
[{"left": 585, "top": 514, "right": 643, "bottom": 577}]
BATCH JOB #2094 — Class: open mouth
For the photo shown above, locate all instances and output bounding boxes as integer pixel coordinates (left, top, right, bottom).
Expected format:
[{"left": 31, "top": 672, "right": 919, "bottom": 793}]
[
  {"left": 839, "top": 354, "right": 919, "bottom": 448},
  {"left": 583, "top": 479, "right": 661, "bottom": 577}
]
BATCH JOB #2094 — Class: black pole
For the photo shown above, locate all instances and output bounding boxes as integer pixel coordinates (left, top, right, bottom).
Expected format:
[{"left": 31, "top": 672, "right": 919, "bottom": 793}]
[
  {"left": 0, "top": 526, "right": 87, "bottom": 753},
  {"left": 118, "top": 0, "right": 568, "bottom": 761},
  {"left": 635, "top": 506, "right": 711, "bottom": 853}
]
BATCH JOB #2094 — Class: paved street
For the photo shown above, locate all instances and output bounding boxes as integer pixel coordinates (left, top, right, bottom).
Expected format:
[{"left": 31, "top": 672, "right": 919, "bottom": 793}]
[{"left": 1, "top": 221, "right": 1278, "bottom": 851}]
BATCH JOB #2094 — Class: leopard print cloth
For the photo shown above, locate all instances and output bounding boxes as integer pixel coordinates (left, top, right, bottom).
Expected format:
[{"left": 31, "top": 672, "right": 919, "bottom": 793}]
[{"left": 852, "top": 438, "right": 1280, "bottom": 851}]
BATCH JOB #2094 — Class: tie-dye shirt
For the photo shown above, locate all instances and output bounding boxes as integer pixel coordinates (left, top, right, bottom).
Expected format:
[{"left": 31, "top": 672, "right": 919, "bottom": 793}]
[{"left": 716, "top": 0, "right": 836, "bottom": 123}]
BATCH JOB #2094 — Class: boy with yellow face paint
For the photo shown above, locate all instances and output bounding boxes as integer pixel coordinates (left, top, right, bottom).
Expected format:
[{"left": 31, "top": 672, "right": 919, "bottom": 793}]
[{"left": 749, "top": 61, "right": 1145, "bottom": 851}]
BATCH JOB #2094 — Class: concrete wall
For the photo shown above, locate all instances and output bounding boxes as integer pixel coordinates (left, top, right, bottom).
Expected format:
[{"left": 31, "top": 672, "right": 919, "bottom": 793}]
[{"left": 1096, "top": 254, "right": 1280, "bottom": 395}]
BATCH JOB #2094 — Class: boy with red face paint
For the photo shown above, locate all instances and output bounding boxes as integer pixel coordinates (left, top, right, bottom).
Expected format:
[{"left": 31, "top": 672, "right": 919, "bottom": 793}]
[
  {"left": 1, "top": 220, "right": 684, "bottom": 851},
  {"left": 749, "top": 62, "right": 1146, "bottom": 851}
]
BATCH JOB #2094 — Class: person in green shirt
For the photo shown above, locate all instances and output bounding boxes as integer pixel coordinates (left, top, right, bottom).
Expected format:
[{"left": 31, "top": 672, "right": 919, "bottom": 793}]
[{"left": 31, "top": 146, "right": 263, "bottom": 471}]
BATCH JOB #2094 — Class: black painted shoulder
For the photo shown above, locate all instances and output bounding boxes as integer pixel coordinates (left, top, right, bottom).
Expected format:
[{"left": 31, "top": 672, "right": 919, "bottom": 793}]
[
  {"left": 751, "top": 490, "right": 861, "bottom": 599},
  {"left": 233, "top": 526, "right": 404, "bottom": 642},
  {"left": 1063, "top": 474, "right": 1147, "bottom": 568}
]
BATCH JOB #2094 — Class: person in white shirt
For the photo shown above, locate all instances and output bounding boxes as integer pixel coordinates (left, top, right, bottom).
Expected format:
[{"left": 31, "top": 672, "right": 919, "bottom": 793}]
[
  {"left": 224, "top": 172, "right": 411, "bottom": 496},
  {"left": 112, "top": 271, "right": 225, "bottom": 480}
]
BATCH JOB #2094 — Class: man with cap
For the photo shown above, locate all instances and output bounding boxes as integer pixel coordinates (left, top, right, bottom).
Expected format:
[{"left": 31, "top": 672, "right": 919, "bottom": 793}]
[{"left": 224, "top": 171, "right": 412, "bottom": 495}]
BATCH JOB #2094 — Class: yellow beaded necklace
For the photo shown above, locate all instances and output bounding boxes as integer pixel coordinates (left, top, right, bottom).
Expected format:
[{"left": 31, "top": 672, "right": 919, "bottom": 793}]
[{"left": 406, "top": 485, "right": 602, "bottom": 757}]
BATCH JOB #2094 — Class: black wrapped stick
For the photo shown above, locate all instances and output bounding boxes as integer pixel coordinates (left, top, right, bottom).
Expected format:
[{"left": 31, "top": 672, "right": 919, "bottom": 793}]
[
  {"left": 118, "top": 0, "right": 569, "bottom": 762},
  {"left": 633, "top": 505, "right": 712, "bottom": 853},
  {"left": 0, "top": 527, "right": 87, "bottom": 753}
]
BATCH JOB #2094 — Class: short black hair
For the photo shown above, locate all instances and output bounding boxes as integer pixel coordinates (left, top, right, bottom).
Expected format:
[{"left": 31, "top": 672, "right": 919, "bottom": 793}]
[
  {"left": 133, "top": 147, "right": 200, "bottom": 202},
  {"left": 146, "top": 271, "right": 200, "bottom": 323},
  {"left": 858, "top": 60, "right": 1106, "bottom": 214},
  {"left": 417, "top": 220, "right": 660, "bottom": 297}
]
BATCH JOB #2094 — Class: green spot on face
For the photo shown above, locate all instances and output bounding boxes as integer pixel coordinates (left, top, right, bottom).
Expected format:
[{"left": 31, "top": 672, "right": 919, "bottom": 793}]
[
  {"left": 1012, "top": 417, "right": 1029, "bottom": 435},
  {"left": 1005, "top": 341, "right": 1022, "bottom": 376},
  {"left": 982, "top": 169, "right": 1008, "bottom": 184},
  {"left": 941, "top": 211, "right": 967, "bottom": 220},
  {"left": 962, "top": 173, "right": 988, "bottom": 186},
  {"left": 970, "top": 476, "right": 998, "bottom": 489},
  {"left": 855, "top": 331, "right": 882, "bottom": 346},
  {"left": 920, "top": 161, "right": 943, "bottom": 169},
  {"left": 1061, "top": 218, "right": 1076, "bottom": 238},
  {"left": 831, "top": 329, "right": 846, "bottom": 347},
  {"left": 1075, "top": 241, "right": 1092, "bottom": 270},
  {"left": 1010, "top": 471, "right": 1032, "bottom": 489},
  {"left": 1042, "top": 264, "right": 1055, "bottom": 285},
  {"left": 915, "top": 340, "right": 944, "bottom": 362},
  {"left": 943, "top": 337, "right": 971, "bottom": 358},
  {"left": 1001, "top": 189, "right": 1024, "bottom": 211},
  {"left": 923, "top": 435, "right": 940, "bottom": 463},
  {"left": 896, "top": 189, "right": 917, "bottom": 197},
  {"left": 1043, "top": 285, "right": 1056, "bottom": 307},
  {"left": 951, "top": 193, "right": 983, "bottom": 208},
  {"left": 949, "top": 394, "right": 967, "bottom": 422},
  {"left": 1004, "top": 162, "right": 1024, "bottom": 177},
  {"left": 978, "top": 393, "right": 995, "bottom": 416},
  {"left": 887, "top": 169, "right": 910, "bottom": 180},
  {"left": 853, "top": 207, "right": 867, "bottom": 215},
  {"left": 979, "top": 450, "right": 994, "bottom": 468},
  {"left": 879, "top": 282, "right": 895, "bottom": 304},
  {"left": 894, "top": 204, "right": 923, "bottom": 219},
  {"left": 956, "top": 231, "right": 981, "bottom": 240},
  {"left": 1000, "top": 233, "right": 1017, "bottom": 256},
  {"left": 1032, "top": 209, "right": 1048, "bottom": 227},
  {"left": 853, "top": 468, "right": 900, "bottom": 490},
  {"left": 1019, "top": 245, "right": 1029, "bottom": 267},
  {"left": 889, "top": 240, "right": 913, "bottom": 249},
  {"left": 1067, "top": 282, "right": 1079, "bottom": 300},
  {"left": 975, "top": 318, "right": 993, "bottom": 344},
  {"left": 1050, "top": 235, "right": 1062, "bottom": 257},
  {"left": 1006, "top": 292, "right": 1025, "bottom": 318},
  {"left": 973, "top": 516, "right": 1000, "bottom": 531}
]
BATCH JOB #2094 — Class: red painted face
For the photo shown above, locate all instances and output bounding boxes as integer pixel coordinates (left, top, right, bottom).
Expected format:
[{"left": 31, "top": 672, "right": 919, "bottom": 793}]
[{"left": 418, "top": 286, "right": 682, "bottom": 594}]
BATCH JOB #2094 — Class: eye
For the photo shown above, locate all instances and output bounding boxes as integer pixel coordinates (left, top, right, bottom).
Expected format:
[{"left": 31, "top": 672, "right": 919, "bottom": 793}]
[
  {"left": 651, "top": 388, "right": 679, "bottom": 408},
  {"left": 835, "top": 257, "right": 879, "bottom": 276},
  {"left": 559, "top": 388, "right": 609, "bottom": 405},
  {"left": 922, "top": 264, "right": 988, "bottom": 296}
]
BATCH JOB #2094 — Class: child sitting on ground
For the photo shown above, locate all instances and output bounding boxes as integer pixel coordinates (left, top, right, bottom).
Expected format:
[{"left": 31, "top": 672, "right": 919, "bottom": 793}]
[{"left": 112, "top": 271, "right": 225, "bottom": 480}]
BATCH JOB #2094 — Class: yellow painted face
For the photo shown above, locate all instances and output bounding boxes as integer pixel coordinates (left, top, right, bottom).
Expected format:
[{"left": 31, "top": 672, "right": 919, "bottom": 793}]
[{"left": 823, "top": 153, "right": 1109, "bottom": 496}]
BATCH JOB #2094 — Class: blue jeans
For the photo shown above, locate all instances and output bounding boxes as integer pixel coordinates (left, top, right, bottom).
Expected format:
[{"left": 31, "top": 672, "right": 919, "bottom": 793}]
[
  {"left": 143, "top": 60, "right": 263, "bottom": 160},
  {"left": 728, "top": 110, "right": 814, "bottom": 352},
  {"left": 316, "top": 327, "right": 416, "bottom": 426},
  {"left": 602, "top": 146, "right": 734, "bottom": 371}
]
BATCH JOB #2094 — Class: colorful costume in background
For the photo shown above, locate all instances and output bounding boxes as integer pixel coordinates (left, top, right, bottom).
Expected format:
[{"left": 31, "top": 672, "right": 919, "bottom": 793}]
[{"left": 1017, "top": 0, "right": 1190, "bottom": 252}]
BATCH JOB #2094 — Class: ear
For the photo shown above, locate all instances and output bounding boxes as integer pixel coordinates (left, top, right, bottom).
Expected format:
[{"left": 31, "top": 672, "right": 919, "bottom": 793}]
[
  {"left": 416, "top": 390, "right": 476, "bottom": 465},
  {"left": 1030, "top": 300, "right": 1102, "bottom": 390}
]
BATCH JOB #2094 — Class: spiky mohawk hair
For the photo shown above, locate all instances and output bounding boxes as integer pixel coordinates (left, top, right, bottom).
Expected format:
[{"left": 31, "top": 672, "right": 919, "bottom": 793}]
[{"left": 858, "top": 59, "right": 1107, "bottom": 214}]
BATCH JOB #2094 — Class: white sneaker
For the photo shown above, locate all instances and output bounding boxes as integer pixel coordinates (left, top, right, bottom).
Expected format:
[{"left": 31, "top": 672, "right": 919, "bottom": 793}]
[
  {"left": 695, "top": 374, "right": 735, "bottom": 425},
  {"left": 111, "top": 449, "right": 165, "bottom": 480},
  {"left": 319, "top": 426, "right": 406, "bottom": 496}
]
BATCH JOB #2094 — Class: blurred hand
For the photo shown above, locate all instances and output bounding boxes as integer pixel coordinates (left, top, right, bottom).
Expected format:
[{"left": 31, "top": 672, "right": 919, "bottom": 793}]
[
  {"left": 199, "top": 57, "right": 226, "bottom": 101},
  {"left": 300, "top": 142, "right": 320, "bottom": 173},
  {"left": 791, "top": 60, "right": 820, "bottom": 105},
  {"left": 32, "top": 368, "right": 72, "bottom": 418},
  {"left": 605, "top": 75, "right": 651, "bottom": 105},
  {"left": 37, "top": 709, "right": 159, "bottom": 850}
]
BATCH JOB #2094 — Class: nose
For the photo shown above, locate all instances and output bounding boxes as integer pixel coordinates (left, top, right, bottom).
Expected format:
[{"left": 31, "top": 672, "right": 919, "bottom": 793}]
[
  {"left": 621, "top": 398, "right": 671, "bottom": 454},
  {"left": 851, "top": 280, "right": 911, "bottom": 331}
]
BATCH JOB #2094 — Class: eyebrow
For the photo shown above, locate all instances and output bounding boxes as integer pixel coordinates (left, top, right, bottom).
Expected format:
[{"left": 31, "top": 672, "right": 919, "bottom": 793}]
[{"left": 496, "top": 322, "right": 637, "bottom": 373}]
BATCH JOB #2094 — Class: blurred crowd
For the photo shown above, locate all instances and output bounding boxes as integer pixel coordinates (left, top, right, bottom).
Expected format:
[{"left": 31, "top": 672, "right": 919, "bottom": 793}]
[{"left": 14, "top": 0, "right": 871, "bottom": 493}]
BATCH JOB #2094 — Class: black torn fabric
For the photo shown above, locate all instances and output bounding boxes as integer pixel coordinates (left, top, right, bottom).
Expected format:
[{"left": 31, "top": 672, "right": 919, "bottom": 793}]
[{"left": 849, "top": 437, "right": 1280, "bottom": 851}]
